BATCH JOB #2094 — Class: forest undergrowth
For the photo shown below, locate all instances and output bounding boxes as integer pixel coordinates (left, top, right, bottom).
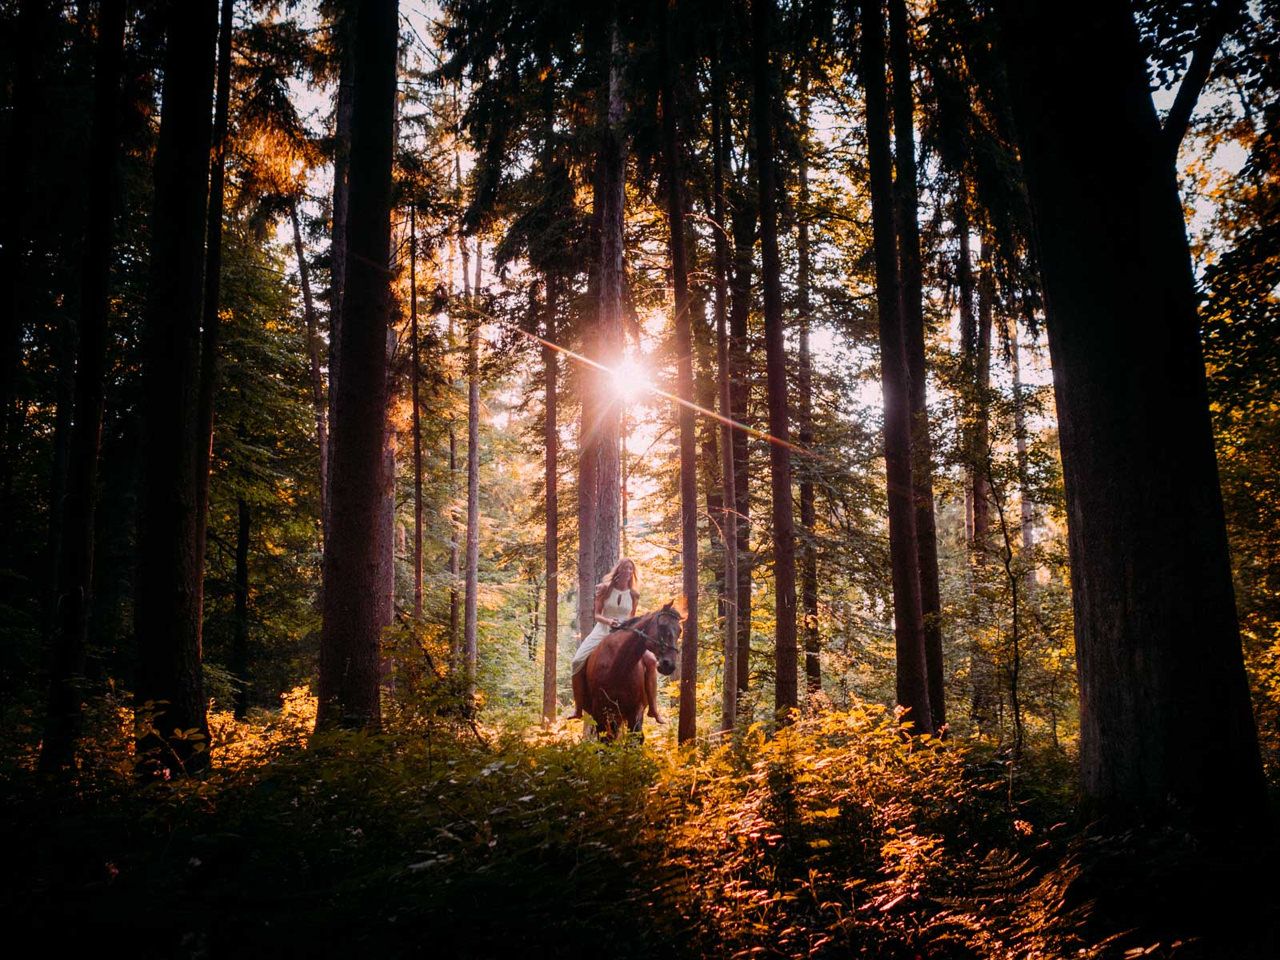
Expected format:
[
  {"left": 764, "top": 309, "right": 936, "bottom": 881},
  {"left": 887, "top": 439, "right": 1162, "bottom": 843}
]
[{"left": 2, "top": 690, "right": 1276, "bottom": 959}]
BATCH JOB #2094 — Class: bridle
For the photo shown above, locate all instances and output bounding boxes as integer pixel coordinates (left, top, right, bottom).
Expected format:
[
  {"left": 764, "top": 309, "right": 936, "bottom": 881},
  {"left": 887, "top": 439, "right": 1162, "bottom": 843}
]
[{"left": 633, "top": 609, "right": 681, "bottom": 650}]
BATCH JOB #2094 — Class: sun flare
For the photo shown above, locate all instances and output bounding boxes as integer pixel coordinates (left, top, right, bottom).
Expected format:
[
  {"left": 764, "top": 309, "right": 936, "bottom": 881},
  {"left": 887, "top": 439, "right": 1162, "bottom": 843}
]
[{"left": 611, "top": 355, "right": 649, "bottom": 404}]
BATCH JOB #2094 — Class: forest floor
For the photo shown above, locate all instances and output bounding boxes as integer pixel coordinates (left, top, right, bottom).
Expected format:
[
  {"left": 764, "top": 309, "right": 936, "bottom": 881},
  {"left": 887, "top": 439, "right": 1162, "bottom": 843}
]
[{"left": 2, "top": 690, "right": 1277, "bottom": 959}]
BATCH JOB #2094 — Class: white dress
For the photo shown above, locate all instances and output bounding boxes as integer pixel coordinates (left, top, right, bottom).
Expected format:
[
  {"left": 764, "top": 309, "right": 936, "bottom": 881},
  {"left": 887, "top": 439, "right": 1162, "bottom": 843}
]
[{"left": 571, "top": 587, "right": 635, "bottom": 676}]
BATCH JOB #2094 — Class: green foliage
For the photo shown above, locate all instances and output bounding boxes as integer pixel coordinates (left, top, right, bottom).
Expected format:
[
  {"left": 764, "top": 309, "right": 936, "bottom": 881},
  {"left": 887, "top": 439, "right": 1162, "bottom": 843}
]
[{"left": 11, "top": 696, "right": 1256, "bottom": 957}]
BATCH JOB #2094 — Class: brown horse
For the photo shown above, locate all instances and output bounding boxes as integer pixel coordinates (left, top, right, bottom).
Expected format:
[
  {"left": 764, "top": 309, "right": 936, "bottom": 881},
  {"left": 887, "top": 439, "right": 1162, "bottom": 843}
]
[{"left": 583, "top": 603, "right": 683, "bottom": 740}]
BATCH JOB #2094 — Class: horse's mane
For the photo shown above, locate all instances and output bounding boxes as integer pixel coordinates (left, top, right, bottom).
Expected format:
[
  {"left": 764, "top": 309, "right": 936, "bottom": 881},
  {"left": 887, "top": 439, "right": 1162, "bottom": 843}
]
[{"left": 600, "top": 610, "right": 661, "bottom": 688}]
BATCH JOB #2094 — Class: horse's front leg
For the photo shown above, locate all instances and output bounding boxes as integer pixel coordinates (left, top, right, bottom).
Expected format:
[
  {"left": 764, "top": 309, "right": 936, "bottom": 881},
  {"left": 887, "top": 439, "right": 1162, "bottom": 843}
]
[{"left": 627, "top": 708, "right": 645, "bottom": 743}]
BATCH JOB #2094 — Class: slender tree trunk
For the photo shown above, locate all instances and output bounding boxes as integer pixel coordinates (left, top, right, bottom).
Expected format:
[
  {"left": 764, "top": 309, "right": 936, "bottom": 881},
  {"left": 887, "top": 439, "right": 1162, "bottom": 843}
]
[
  {"left": 660, "top": 0, "right": 700, "bottom": 743},
  {"left": 193, "top": 0, "right": 234, "bottom": 660},
  {"left": 972, "top": 230, "right": 994, "bottom": 552},
  {"left": 859, "top": 0, "right": 932, "bottom": 735},
  {"left": 232, "top": 496, "right": 250, "bottom": 719},
  {"left": 463, "top": 315, "right": 480, "bottom": 697},
  {"left": 135, "top": 0, "right": 219, "bottom": 773},
  {"left": 998, "top": 0, "right": 1263, "bottom": 822},
  {"left": 47, "top": 305, "right": 74, "bottom": 666},
  {"left": 712, "top": 39, "right": 738, "bottom": 732},
  {"left": 1008, "top": 315, "right": 1035, "bottom": 590},
  {"left": 453, "top": 116, "right": 468, "bottom": 665},
  {"left": 40, "top": 0, "right": 128, "bottom": 771},
  {"left": 956, "top": 180, "right": 976, "bottom": 543},
  {"left": 797, "top": 67, "right": 821, "bottom": 697},
  {"left": 291, "top": 201, "right": 329, "bottom": 524},
  {"left": 750, "top": 0, "right": 798, "bottom": 718},
  {"left": 729, "top": 193, "right": 755, "bottom": 695},
  {"left": 410, "top": 207, "right": 423, "bottom": 619},
  {"left": 542, "top": 274, "right": 560, "bottom": 724},
  {"left": 376, "top": 68, "right": 403, "bottom": 640},
  {"left": 890, "top": 0, "right": 942, "bottom": 727},
  {"left": 316, "top": 0, "right": 398, "bottom": 731},
  {"left": 579, "top": 13, "right": 626, "bottom": 639}
]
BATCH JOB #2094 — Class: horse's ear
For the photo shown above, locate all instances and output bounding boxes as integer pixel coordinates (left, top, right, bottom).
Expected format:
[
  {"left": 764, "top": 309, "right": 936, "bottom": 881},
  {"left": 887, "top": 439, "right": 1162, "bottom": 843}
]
[{"left": 672, "top": 595, "right": 688, "bottom": 620}]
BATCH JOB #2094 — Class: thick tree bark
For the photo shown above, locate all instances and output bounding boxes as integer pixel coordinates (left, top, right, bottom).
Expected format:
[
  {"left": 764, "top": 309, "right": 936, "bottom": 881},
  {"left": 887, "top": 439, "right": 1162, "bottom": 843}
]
[
  {"left": 797, "top": 68, "right": 820, "bottom": 696},
  {"left": 291, "top": 201, "right": 329, "bottom": 526},
  {"left": 463, "top": 316, "right": 480, "bottom": 696},
  {"left": 711, "top": 40, "right": 738, "bottom": 732},
  {"left": 410, "top": 207, "right": 423, "bottom": 619},
  {"left": 661, "top": 0, "right": 700, "bottom": 744},
  {"left": 998, "top": 0, "right": 1263, "bottom": 822},
  {"left": 578, "top": 14, "right": 626, "bottom": 640},
  {"left": 859, "top": 0, "right": 932, "bottom": 735},
  {"left": 750, "top": 0, "right": 798, "bottom": 718},
  {"left": 135, "top": 0, "right": 219, "bottom": 773},
  {"left": 232, "top": 497, "right": 250, "bottom": 719},
  {"left": 889, "top": 0, "right": 942, "bottom": 727},
  {"left": 728, "top": 192, "right": 755, "bottom": 695},
  {"left": 315, "top": 0, "right": 398, "bottom": 731},
  {"left": 193, "top": 0, "right": 235, "bottom": 653},
  {"left": 39, "top": 0, "right": 127, "bottom": 771},
  {"left": 542, "top": 274, "right": 560, "bottom": 724}
]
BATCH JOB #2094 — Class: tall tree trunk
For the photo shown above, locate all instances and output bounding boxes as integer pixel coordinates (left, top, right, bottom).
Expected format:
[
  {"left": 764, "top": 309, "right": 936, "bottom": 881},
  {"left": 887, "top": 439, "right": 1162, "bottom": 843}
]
[
  {"left": 661, "top": 0, "right": 700, "bottom": 744},
  {"left": 0, "top": 1, "right": 51, "bottom": 523},
  {"left": 542, "top": 274, "right": 560, "bottom": 724},
  {"left": 859, "top": 0, "right": 932, "bottom": 735},
  {"left": 998, "top": 0, "right": 1263, "bottom": 822},
  {"left": 325, "top": 14, "right": 354, "bottom": 545},
  {"left": 135, "top": 0, "right": 219, "bottom": 773},
  {"left": 796, "top": 65, "right": 820, "bottom": 696},
  {"left": 291, "top": 201, "right": 329, "bottom": 525},
  {"left": 40, "top": 0, "right": 128, "bottom": 772},
  {"left": 410, "top": 206, "right": 423, "bottom": 619},
  {"left": 889, "top": 0, "right": 942, "bottom": 727},
  {"left": 972, "top": 229, "right": 994, "bottom": 553},
  {"left": 728, "top": 192, "right": 755, "bottom": 695},
  {"left": 956, "top": 179, "right": 976, "bottom": 543},
  {"left": 232, "top": 496, "right": 250, "bottom": 719},
  {"left": 47, "top": 300, "right": 74, "bottom": 669},
  {"left": 315, "top": 0, "right": 398, "bottom": 732},
  {"left": 449, "top": 112, "right": 464, "bottom": 663},
  {"left": 1008, "top": 315, "right": 1035, "bottom": 590},
  {"left": 193, "top": 0, "right": 235, "bottom": 655},
  {"left": 711, "top": 38, "right": 738, "bottom": 732},
  {"left": 463, "top": 315, "right": 480, "bottom": 697},
  {"left": 750, "top": 0, "right": 798, "bottom": 718},
  {"left": 579, "top": 13, "right": 626, "bottom": 639}
]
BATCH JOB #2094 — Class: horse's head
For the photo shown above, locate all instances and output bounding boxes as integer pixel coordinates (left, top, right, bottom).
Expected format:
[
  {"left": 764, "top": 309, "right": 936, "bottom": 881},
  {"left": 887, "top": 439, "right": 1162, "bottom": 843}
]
[{"left": 639, "top": 602, "right": 683, "bottom": 676}]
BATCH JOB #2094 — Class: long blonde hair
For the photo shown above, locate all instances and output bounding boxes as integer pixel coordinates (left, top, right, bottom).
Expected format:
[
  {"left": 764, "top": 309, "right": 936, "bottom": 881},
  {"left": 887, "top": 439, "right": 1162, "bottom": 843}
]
[{"left": 595, "top": 557, "right": 640, "bottom": 609}]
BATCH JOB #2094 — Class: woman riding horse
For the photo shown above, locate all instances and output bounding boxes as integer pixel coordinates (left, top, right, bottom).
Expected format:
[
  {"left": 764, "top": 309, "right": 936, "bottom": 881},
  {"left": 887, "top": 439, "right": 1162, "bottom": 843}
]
[
  {"left": 570, "top": 558, "right": 666, "bottom": 724},
  {"left": 581, "top": 603, "right": 682, "bottom": 740}
]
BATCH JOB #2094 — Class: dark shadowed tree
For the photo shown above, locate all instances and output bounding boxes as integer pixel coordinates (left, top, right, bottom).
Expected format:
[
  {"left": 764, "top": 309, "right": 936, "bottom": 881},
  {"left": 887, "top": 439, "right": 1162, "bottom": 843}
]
[
  {"left": 858, "top": 0, "right": 932, "bottom": 735},
  {"left": 135, "top": 0, "right": 219, "bottom": 773},
  {"left": 40, "top": 0, "right": 128, "bottom": 772},
  {"left": 316, "top": 0, "right": 399, "bottom": 731},
  {"left": 750, "top": 0, "right": 798, "bottom": 717},
  {"left": 660, "top": 0, "right": 700, "bottom": 744},
  {"left": 194, "top": 0, "right": 235, "bottom": 649},
  {"left": 997, "top": 0, "right": 1263, "bottom": 822},
  {"left": 889, "top": 0, "right": 943, "bottom": 728}
]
